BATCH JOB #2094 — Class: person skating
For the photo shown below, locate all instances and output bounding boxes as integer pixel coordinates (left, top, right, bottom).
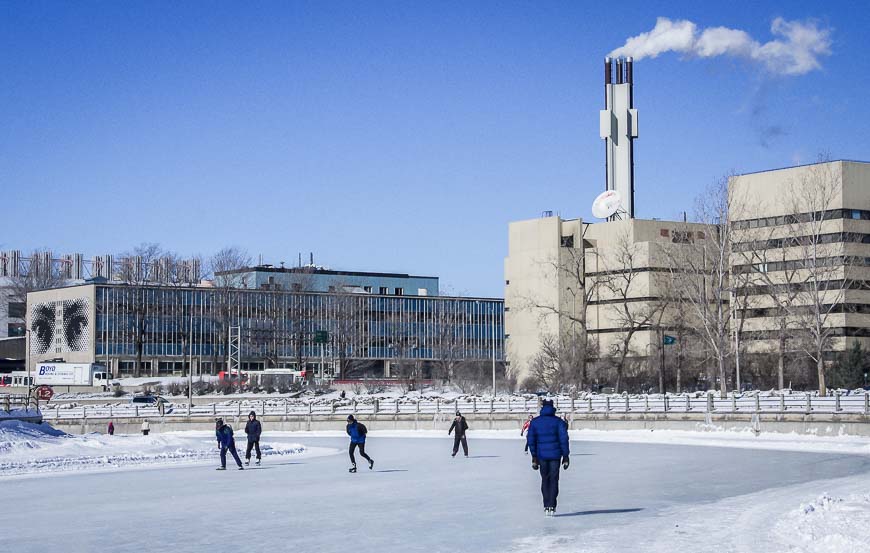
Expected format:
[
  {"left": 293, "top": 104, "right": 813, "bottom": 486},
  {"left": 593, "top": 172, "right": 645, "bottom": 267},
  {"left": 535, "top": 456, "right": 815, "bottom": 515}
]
[
  {"left": 244, "top": 411, "right": 262, "bottom": 466},
  {"left": 448, "top": 412, "right": 469, "bottom": 457},
  {"left": 526, "top": 399, "right": 570, "bottom": 516},
  {"left": 107, "top": 421, "right": 115, "bottom": 436},
  {"left": 521, "top": 414, "right": 533, "bottom": 454},
  {"left": 346, "top": 415, "right": 373, "bottom": 473},
  {"left": 215, "top": 417, "right": 244, "bottom": 470},
  {"left": 141, "top": 419, "right": 150, "bottom": 436}
]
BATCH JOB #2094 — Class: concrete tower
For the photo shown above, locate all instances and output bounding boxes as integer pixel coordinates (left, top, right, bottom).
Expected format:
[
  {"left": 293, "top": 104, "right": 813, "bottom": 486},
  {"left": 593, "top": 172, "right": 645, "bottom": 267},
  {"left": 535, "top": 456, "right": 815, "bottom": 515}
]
[{"left": 600, "top": 57, "right": 638, "bottom": 218}]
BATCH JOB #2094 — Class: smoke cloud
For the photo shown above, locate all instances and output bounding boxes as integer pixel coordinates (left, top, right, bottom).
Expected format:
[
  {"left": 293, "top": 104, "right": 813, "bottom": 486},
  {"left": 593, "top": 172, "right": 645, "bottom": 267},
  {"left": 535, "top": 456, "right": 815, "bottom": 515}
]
[{"left": 609, "top": 17, "right": 832, "bottom": 76}]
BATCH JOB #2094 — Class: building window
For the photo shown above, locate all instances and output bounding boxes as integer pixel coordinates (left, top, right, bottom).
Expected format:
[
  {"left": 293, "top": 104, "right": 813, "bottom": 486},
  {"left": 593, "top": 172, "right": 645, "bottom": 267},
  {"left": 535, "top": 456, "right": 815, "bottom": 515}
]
[
  {"left": 379, "top": 287, "right": 389, "bottom": 295},
  {"left": 560, "top": 236, "right": 574, "bottom": 248},
  {"left": 853, "top": 210, "right": 862, "bottom": 220},
  {"left": 505, "top": 280, "right": 510, "bottom": 285},
  {"left": 394, "top": 288, "right": 403, "bottom": 296},
  {"left": 7, "top": 302, "right": 25, "bottom": 318},
  {"left": 7, "top": 323, "right": 25, "bottom": 337},
  {"left": 364, "top": 286, "right": 372, "bottom": 293},
  {"left": 660, "top": 229, "right": 670, "bottom": 237}
]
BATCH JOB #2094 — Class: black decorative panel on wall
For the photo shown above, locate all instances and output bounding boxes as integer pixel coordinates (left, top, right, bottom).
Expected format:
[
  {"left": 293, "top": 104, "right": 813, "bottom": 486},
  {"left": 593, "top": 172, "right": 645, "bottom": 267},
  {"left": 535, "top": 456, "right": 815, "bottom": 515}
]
[{"left": 30, "top": 298, "right": 90, "bottom": 354}]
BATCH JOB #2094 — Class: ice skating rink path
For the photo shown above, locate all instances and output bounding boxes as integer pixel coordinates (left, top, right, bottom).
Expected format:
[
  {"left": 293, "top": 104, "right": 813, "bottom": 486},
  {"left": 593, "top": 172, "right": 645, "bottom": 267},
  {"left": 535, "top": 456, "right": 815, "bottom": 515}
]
[{"left": 5, "top": 435, "right": 870, "bottom": 552}]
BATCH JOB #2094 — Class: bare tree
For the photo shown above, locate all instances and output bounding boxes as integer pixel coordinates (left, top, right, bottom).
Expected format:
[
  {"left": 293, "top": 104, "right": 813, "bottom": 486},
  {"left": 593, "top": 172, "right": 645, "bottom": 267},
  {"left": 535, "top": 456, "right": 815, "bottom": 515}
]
[
  {"left": 782, "top": 161, "right": 849, "bottom": 396},
  {"left": 527, "top": 333, "right": 585, "bottom": 393},
  {"left": 116, "top": 243, "right": 166, "bottom": 377},
  {"left": 7, "top": 250, "right": 68, "bottom": 304},
  {"left": 329, "top": 287, "right": 369, "bottom": 379},
  {"left": 598, "top": 232, "right": 669, "bottom": 393},
  {"left": 206, "top": 247, "right": 253, "bottom": 375},
  {"left": 524, "top": 240, "right": 600, "bottom": 389},
  {"left": 431, "top": 298, "right": 465, "bottom": 384},
  {"left": 667, "top": 176, "right": 737, "bottom": 398},
  {"left": 736, "top": 221, "right": 802, "bottom": 390}
]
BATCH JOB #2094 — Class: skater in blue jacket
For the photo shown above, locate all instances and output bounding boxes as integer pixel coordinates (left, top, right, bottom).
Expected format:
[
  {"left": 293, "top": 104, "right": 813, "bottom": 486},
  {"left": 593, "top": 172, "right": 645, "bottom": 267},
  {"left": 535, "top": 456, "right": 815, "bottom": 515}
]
[
  {"left": 346, "top": 415, "right": 374, "bottom": 473},
  {"left": 526, "top": 400, "right": 570, "bottom": 515},
  {"left": 215, "top": 418, "right": 244, "bottom": 470}
]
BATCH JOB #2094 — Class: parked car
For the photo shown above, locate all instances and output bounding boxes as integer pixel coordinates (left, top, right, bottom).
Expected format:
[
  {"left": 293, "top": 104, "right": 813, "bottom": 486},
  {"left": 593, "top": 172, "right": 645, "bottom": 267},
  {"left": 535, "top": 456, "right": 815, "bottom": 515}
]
[{"left": 129, "top": 395, "right": 172, "bottom": 413}]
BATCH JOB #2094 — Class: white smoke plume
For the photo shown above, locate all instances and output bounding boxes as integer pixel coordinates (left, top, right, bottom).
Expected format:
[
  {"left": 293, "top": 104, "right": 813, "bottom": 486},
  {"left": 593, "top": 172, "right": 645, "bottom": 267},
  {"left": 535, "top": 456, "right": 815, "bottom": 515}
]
[{"left": 610, "top": 17, "right": 832, "bottom": 75}]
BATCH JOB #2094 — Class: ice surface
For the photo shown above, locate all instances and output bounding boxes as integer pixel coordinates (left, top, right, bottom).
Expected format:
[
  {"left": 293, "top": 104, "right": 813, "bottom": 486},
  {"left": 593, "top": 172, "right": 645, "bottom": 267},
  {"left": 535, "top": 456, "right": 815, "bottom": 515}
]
[{"left": 3, "top": 431, "right": 870, "bottom": 552}]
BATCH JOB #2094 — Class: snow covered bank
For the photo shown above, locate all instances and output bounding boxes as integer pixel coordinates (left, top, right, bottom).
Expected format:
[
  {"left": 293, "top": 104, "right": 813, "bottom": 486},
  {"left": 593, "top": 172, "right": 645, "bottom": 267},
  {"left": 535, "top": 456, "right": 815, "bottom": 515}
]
[{"left": 0, "top": 420, "right": 338, "bottom": 478}]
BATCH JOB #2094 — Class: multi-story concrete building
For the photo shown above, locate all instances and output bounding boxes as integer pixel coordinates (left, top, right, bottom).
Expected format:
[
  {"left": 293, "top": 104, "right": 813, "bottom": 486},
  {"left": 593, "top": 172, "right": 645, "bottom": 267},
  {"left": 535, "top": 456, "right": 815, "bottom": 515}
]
[
  {"left": 504, "top": 214, "right": 708, "bottom": 385},
  {"left": 730, "top": 160, "right": 870, "bottom": 384}
]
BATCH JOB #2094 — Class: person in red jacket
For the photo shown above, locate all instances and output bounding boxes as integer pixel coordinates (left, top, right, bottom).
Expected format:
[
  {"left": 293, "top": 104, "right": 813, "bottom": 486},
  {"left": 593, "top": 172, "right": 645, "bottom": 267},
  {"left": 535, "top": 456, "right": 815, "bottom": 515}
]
[{"left": 520, "top": 414, "right": 533, "bottom": 454}]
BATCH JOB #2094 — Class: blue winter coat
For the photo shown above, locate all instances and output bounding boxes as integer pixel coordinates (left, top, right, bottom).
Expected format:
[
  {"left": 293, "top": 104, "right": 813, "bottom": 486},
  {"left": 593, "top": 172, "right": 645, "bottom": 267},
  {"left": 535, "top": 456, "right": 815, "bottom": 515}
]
[
  {"left": 216, "top": 425, "right": 235, "bottom": 448},
  {"left": 346, "top": 421, "right": 366, "bottom": 444},
  {"left": 526, "top": 404, "right": 570, "bottom": 461}
]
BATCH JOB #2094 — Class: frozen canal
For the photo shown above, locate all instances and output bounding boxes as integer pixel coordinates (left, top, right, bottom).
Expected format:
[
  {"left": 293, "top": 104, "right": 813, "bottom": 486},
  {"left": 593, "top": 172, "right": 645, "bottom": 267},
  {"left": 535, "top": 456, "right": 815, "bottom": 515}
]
[{"left": 5, "top": 436, "right": 870, "bottom": 552}]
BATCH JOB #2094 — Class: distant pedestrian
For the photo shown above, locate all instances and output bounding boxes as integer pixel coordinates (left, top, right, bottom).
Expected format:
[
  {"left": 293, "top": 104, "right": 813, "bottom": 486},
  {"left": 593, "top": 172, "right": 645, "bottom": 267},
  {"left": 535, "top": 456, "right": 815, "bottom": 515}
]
[
  {"left": 526, "top": 400, "right": 570, "bottom": 516},
  {"left": 340, "top": 390, "right": 346, "bottom": 399},
  {"left": 448, "top": 412, "right": 469, "bottom": 457},
  {"left": 346, "top": 415, "right": 373, "bottom": 473},
  {"left": 215, "top": 418, "right": 244, "bottom": 470},
  {"left": 244, "top": 411, "right": 262, "bottom": 466},
  {"left": 141, "top": 419, "right": 150, "bottom": 436},
  {"left": 521, "top": 414, "right": 533, "bottom": 454},
  {"left": 107, "top": 421, "right": 115, "bottom": 436}
]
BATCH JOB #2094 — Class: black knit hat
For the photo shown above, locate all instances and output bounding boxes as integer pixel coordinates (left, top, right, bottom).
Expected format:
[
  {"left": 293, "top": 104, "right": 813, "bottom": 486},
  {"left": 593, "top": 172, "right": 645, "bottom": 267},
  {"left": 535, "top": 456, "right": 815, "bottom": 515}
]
[{"left": 347, "top": 415, "right": 355, "bottom": 422}]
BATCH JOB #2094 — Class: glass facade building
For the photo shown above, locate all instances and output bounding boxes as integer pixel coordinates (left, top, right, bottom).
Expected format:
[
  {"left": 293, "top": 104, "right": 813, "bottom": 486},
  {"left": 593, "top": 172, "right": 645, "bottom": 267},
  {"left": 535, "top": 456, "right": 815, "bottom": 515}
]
[{"left": 84, "top": 284, "right": 503, "bottom": 377}]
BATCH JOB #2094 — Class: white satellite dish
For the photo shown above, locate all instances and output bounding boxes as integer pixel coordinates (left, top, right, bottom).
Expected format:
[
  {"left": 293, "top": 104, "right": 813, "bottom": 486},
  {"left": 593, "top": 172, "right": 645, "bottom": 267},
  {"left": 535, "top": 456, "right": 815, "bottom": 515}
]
[{"left": 591, "top": 189, "right": 623, "bottom": 219}]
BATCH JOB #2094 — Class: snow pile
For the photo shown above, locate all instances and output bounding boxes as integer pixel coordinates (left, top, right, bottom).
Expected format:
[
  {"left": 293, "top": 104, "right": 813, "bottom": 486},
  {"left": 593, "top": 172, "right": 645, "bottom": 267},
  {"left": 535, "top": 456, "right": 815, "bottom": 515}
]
[
  {"left": 0, "top": 422, "right": 335, "bottom": 478},
  {"left": 775, "top": 493, "right": 870, "bottom": 552},
  {"left": 0, "top": 408, "right": 43, "bottom": 422}
]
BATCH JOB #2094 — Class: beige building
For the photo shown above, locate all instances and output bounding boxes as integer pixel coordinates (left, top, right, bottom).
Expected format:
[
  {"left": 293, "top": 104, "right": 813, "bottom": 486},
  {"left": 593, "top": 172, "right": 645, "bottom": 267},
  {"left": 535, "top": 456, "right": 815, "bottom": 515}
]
[
  {"left": 730, "top": 160, "right": 870, "bottom": 375},
  {"left": 504, "top": 214, "right": 708, "bottom": 385}
]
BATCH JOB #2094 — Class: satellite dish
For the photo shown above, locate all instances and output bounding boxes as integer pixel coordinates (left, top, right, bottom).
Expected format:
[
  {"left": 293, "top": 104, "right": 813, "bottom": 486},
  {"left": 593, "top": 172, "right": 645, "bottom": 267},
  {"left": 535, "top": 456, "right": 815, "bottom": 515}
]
[{"left": 591, "top": 190, "right": 623, "bottom": 219}]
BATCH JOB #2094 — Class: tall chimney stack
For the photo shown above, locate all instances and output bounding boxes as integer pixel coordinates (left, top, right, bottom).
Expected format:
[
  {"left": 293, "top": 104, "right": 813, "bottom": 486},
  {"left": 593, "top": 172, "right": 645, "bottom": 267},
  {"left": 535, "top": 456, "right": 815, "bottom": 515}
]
[{"left": 599, "top": 57, "right": 639, "bottom": 219}]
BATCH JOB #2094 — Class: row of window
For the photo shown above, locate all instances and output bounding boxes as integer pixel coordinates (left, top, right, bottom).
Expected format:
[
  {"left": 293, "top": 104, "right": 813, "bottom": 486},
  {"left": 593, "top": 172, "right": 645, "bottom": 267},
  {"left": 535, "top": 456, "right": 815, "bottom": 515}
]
[
  {"left": 733, "top": 208, "right": 870, "bottom": 231},
  {"left": 732, "top": 232, "right": 870, "bottom": 253},
  {"left": 734, "top": 255, "right": 870, "bottom": 274}
]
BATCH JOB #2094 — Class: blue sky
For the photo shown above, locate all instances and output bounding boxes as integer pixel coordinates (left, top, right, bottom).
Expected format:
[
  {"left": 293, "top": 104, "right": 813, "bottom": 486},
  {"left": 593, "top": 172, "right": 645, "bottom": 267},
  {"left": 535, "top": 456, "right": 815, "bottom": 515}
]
[{"left": 2, "top": 1, "right": 869, "bottom": 297}]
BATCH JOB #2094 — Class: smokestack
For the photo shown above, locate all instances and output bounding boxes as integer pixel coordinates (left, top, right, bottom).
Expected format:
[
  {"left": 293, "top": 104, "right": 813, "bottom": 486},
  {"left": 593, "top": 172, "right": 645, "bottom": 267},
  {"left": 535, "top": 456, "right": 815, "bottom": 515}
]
[{"left": 599, "top": 56, "right": 638, "bottom": 219}]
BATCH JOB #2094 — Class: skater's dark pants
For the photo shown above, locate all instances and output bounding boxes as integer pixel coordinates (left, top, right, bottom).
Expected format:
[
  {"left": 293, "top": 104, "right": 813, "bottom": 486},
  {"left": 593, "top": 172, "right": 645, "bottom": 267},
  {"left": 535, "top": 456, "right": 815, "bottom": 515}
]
[
  {"left": 452, "top": 435, "right": 468, "bottom": 456},
  {"left": 349, "top": 443, "right": 372, "bottom": 465},
  {"left": 539, "top": 459, "right": 561, "bottom": 509},
  {"left": 221, "top": 442, "right": 243, "bottom": 468},
  {"left": 245, "top": 440, "right": 261, "bottom": 461}
]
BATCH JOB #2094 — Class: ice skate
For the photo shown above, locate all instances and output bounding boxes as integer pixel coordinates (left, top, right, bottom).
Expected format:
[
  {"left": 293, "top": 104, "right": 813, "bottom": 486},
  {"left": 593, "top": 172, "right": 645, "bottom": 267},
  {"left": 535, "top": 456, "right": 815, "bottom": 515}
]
[
  {"left": 349, "top": 465, "right": 357, "bottom": 473},
  {"left": 216, "top": 467, "right": 226, "bottom": 470},
  {"left": 368, "top": 458, "right": 374, "bottom": 470}
]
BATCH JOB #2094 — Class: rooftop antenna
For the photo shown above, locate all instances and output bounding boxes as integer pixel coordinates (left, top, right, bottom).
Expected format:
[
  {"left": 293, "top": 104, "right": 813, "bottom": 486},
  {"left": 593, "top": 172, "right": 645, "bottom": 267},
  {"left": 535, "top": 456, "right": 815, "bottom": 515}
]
[{"left": 591, "top": 189, "right": 626, "bottom": 220}]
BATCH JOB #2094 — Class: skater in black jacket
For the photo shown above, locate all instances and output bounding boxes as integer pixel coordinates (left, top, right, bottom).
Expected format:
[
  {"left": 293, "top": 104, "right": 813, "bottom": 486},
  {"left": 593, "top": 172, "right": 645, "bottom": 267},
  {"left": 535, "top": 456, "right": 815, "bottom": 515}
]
[
  {"left": 244, "top": 411, "right": 262, "bottom": 466},
  {"left": 448, "top": 412, "right": 469, "bottom": 457}
]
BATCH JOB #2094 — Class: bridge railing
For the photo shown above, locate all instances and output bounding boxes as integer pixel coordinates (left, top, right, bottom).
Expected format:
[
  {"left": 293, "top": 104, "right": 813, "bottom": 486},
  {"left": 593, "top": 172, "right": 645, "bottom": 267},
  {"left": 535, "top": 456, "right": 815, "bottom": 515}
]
[{"left": 36, "top": 391, "right": 870, "bottom": 421}]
